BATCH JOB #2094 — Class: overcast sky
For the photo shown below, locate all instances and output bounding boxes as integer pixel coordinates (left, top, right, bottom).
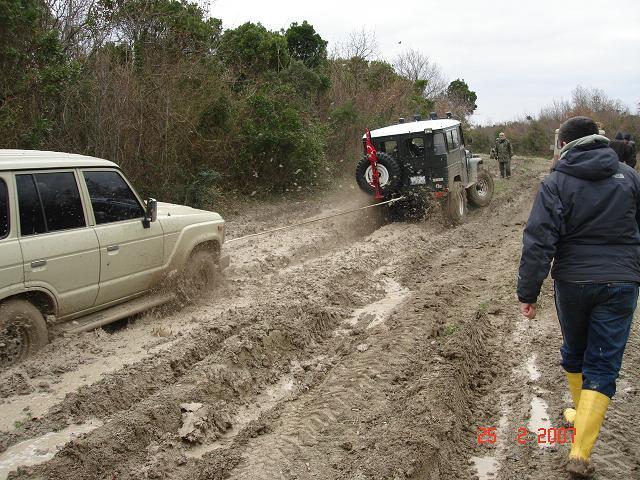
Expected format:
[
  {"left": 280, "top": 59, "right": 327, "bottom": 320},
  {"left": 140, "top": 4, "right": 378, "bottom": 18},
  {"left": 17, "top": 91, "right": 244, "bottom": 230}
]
[{"left": 208, "top": 0, "right": 639, "bottom": 125}]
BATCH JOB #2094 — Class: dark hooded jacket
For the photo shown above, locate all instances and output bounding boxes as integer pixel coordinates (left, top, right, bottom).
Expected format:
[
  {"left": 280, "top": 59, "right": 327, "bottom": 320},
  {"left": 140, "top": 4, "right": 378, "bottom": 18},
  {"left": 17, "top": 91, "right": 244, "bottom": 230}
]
[{"left": 517, "top": 135, "right": 640, "bottom": 303}]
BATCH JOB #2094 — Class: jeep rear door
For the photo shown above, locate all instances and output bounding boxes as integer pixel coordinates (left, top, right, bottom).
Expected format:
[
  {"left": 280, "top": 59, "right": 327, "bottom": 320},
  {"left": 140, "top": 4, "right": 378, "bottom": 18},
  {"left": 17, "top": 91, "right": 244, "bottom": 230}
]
[
  {"left": 81, "top": 169, "right": 163, "bottom": 307},
  {"left": 15, "top": 170, "right": 100, "bottom": 316},
  {"left": 397, "top": 134, "right": 429, "bottom": 186}
]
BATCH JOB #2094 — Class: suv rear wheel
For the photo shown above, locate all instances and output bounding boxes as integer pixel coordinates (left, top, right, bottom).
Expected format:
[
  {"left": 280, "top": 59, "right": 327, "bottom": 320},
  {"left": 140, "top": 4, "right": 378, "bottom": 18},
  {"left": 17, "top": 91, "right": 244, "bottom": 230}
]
[
  {"left": 0, "top": 299, "right": 49, "bottom": 368},
  {"left": 467, "top": 170, "right": 494, "bottom": 207},
  {"left": 444, "top": 181, "right": 468, "bottom": 226}
]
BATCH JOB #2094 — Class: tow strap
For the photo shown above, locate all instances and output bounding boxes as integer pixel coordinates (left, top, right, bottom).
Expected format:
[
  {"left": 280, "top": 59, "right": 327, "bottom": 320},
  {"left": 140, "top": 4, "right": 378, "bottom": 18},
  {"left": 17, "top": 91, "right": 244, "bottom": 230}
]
[{"left": 226, "top": 196, "right": 405, "bottom": 244}]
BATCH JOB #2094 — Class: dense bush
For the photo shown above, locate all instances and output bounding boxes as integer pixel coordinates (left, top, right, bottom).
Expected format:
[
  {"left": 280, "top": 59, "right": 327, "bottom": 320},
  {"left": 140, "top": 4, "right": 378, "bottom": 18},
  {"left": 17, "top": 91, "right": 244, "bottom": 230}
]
[{"left": 0, "top": 0, "right": 479, "bottom": 206}]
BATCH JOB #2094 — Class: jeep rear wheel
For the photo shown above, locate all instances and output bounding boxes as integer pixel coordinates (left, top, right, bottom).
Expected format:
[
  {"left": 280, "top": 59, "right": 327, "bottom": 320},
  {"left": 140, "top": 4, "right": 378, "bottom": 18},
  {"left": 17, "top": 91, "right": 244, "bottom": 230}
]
[
  {"left": 444, "top": 181, "right": 467, "bottom": 226},
  {"left": 0, "top": 300, "right": 49, "bottom": 368},
  {"left": 467, "top": 170, "right": 494, "bottom": 207},
  {"left": 355, "top": 152, "right": 401, "bottom": 196}
]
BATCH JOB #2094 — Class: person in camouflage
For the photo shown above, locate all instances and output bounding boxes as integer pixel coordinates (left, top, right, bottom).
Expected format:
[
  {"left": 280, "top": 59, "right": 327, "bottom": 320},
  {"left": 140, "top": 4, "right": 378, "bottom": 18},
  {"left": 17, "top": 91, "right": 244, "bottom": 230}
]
[{"left": 494, "top": 132, "right": 513, "bottom": 178}]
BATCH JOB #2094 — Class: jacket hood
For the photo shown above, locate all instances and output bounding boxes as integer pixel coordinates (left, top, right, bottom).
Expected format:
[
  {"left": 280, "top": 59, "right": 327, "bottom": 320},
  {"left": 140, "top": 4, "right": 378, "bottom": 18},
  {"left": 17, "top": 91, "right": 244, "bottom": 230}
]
[{"left": 554, "top": 134, "right": 618, "bottom": 181}]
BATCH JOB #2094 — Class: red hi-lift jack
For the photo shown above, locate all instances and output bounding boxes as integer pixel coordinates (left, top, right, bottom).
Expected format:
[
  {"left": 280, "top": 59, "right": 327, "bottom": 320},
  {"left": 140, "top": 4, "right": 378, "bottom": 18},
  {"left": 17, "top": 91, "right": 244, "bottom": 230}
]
[{"left": 364, "top": 128, "right": 384, "bottom": 200}]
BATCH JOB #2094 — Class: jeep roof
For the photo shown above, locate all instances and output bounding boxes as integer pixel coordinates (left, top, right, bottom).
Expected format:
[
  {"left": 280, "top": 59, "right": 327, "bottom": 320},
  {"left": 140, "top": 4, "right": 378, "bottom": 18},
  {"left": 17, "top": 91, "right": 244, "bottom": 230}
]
[
  {"left": 364, "top": 119, "right": 460, "bottom": 139},
  {"left": 0, "top": 150, "right": 118, "bottom": 171}
]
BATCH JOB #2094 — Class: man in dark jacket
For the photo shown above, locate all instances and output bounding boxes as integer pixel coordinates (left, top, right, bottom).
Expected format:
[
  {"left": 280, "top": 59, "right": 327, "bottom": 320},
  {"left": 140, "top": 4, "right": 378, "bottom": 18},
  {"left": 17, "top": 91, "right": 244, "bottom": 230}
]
[
  {"left": 517, "top": 116, "right": 640, "bottom": 478},
  {"left": 610, "top": 131, "right": 633, "bottom": 166},
  {"left": 624, "top": 133, "right": 637, "bottom": 168}
]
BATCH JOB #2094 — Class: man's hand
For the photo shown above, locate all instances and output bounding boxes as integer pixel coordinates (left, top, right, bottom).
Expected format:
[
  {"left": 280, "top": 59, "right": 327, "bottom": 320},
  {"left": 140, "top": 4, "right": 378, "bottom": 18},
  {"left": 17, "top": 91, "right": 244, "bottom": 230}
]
[{"left": 519, "top": 303, "right": 537, "bottom": 319}]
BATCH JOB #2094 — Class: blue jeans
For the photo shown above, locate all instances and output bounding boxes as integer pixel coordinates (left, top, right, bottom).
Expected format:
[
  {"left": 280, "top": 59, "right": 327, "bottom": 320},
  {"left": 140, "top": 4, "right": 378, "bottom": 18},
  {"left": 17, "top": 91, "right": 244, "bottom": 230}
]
[{"left": 554, "top": 281, "right": 638, "bottom": 398}]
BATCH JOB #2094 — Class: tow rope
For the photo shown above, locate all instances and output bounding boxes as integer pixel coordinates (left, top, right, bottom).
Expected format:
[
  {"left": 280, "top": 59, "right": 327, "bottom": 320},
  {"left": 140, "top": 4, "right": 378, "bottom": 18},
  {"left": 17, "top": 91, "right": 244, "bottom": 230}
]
[{"left": 225, "top": 196, "right": 405, "bottom": 244}]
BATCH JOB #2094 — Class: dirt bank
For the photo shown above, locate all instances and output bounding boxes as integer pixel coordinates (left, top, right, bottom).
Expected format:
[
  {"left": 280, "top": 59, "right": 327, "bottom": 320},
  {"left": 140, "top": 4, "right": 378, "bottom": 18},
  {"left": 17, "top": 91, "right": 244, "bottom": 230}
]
[{"left": 1, "top": 156, "right": 638, "bottom": 480}]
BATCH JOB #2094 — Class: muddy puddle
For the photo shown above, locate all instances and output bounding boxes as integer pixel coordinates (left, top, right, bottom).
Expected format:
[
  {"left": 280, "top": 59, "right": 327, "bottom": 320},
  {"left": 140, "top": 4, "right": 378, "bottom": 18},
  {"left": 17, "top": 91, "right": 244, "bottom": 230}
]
[
  {"left": 471, "top": 455, "right": 498, "bottom": 479},
  {"left": 186, "top": 376, "right": 296, "bottom": 458},
  {"left": 340, "top": 278, "right": 409, "bottom": 332},
  {"left": 0, "top": 331, "right": 177, "bottom": 432},
  {"left": 0, "top": 420, "right": 102, "bottom": 479}
]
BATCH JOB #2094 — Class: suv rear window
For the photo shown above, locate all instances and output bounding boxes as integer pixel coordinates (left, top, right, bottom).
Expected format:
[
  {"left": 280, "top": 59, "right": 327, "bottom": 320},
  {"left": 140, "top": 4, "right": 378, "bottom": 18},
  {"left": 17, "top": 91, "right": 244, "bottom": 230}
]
[
  {"left": 83, "top": 171, "right": 145, "bottom": 224},
  {"left": 0, "top": 179, "right": 9, "bottom": 239},
  {"left": 16, "top": 172, "right": 86, "bottom": 236}
]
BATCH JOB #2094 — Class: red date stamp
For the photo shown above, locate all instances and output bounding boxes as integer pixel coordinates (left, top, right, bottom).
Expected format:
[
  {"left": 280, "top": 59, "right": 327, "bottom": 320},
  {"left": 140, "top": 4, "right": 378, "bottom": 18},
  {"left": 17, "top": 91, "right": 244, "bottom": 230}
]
[{"left": 477, "top": 427, "right": 575, "bottom": 445}]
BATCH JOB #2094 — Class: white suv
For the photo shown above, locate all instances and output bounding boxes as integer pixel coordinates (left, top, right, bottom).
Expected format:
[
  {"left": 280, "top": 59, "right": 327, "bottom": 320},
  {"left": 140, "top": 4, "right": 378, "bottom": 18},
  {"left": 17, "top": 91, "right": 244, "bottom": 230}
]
[{"left": 0, "top": 150, "right": 228, "bottom": 366}]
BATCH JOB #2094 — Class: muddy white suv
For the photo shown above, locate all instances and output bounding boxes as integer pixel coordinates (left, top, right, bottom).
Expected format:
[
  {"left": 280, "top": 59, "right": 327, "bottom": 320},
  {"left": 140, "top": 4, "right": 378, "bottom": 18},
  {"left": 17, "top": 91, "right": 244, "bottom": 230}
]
[{"left": 0, "top": 150, "right": 228, "bottom": 366}]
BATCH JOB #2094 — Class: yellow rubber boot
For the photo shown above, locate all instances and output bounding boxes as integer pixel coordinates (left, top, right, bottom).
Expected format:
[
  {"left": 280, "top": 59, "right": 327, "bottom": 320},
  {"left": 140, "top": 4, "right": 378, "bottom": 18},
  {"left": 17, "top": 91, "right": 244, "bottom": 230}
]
[
  {"left": 567, "top": 389, "right": 610, "bottom": 478},
  {"left": 563, "top": 372, "right": 582, "bottom": 424}
]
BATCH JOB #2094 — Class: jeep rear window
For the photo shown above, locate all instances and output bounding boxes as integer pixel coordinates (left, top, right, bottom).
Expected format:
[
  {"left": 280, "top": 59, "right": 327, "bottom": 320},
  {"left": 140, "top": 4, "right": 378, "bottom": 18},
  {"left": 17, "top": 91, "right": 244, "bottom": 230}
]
[
  {"left": 83, "top": 171, "right": 145, "bottom": 224},
  {"left": 0, "top": 179, "right": 9, "bottom": 239},
  {"left": 17, "top": 173, "right": 86, "bottom": 236},
  {"left": 405, "top": 137, "right": 425, "bottom": 158}
]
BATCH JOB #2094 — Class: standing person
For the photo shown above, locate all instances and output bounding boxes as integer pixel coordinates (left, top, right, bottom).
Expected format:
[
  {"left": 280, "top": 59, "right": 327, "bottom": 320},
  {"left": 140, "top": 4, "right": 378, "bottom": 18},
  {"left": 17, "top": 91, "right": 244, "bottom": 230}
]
[
  {"left": 610, "top": 132, "right": 632, "bottom": 166},
  {"left": 517, "top": 116, "right": 640, "bottom": 478},
  {"left": 624, "top": 133, "right": 637, "bottom": 169},
  {"left": 494, "top": 132, "right": 513, "bottom": 178}
]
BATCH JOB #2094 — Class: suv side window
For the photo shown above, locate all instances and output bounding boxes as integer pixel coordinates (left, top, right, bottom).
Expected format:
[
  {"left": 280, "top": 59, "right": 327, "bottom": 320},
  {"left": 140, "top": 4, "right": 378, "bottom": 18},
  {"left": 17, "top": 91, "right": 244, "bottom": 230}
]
[
  {"left": 16, "top": 172, "right": 86, "bottom": 236},
  {"left": 0, "top": 179, "right": 9, "bottom": 239},
  {"left": 83, "top": 171, "right": 145, "bottom": 224}
]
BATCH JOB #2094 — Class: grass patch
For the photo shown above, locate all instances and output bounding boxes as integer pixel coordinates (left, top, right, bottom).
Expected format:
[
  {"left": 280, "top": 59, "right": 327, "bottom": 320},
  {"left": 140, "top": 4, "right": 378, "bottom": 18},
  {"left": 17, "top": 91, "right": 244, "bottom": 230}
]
[{"left": 443, "top": 323, "right": 459, "bottom": 336}]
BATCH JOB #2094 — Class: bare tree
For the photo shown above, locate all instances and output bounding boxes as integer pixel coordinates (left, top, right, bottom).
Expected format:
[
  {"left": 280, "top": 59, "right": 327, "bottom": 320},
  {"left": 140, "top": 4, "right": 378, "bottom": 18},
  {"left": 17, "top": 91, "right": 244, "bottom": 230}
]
[
  {"left": 331, "top": 28, "right": 379, "bottom": 60},
  {"left": 393, "top": 48, "right": 447, "bottom": 98}
]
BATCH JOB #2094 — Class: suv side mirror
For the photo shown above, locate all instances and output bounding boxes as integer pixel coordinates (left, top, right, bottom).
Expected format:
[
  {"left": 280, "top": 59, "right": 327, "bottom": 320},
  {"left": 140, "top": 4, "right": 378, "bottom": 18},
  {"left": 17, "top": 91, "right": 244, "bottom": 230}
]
[{"left": 143, "top": 198, "right": 157, "bottom": 228}]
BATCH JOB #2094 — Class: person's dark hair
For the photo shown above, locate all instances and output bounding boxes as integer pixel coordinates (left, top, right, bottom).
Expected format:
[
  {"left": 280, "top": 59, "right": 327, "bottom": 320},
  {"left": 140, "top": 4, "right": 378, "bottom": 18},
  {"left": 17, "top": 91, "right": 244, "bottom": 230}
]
[
  {"left": 615, "top": 132, "right": 624, "bottom": 140},
  {"left": 624, "top": 133, "right": 632, "bottom": 141},
  {"left": 558, "top": 116, "right": 599, "bottom": 144}
]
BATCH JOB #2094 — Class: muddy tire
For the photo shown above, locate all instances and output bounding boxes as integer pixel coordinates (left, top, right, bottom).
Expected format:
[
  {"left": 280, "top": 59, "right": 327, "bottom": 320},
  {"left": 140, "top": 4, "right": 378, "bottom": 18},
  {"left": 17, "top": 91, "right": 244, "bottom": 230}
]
[
  {"left": 467, "top": 170, "right": 494, "bottom": 207},
  {"left": 388, "top": 191, "right": 430, "bottom": 222},
  {"left": 0, "top": 300, "right": 48, "bottom": 368},
  {"left": 444, "top": 181, "right": 467, "bottom": 226},
  {"left": 177, "top": 250, "right": 219, "bottom": 301},
  {"left": 355, "top": 152, "right": 401, "bottom": 196}
]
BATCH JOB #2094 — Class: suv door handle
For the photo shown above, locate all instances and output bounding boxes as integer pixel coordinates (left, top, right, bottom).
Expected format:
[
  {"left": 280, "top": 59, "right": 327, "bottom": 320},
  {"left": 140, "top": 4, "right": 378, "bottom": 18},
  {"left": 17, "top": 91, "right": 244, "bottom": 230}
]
[
  {"left": 31, "top": 260, "right": 47, "bottom": 268},
  {"left": 106, "top": 245, "right": 119, "bottom": 252}
]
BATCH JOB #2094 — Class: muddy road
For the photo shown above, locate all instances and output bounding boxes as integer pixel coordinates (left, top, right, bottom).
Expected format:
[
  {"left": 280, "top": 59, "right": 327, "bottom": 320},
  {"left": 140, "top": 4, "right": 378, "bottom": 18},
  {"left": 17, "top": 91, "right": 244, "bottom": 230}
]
[{"left": 1, "top": 157, "right": 639, "bottom": 480}]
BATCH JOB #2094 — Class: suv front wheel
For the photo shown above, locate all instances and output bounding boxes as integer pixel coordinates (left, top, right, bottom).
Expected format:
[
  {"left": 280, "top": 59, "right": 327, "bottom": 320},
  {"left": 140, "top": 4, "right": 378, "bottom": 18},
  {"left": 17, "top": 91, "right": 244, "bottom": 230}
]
[
  {"left": 0, "top": 299, "right": 49, "bottom": 368},
  {"left": 177, "top": 249, "right": 220, "bottom": 301}
]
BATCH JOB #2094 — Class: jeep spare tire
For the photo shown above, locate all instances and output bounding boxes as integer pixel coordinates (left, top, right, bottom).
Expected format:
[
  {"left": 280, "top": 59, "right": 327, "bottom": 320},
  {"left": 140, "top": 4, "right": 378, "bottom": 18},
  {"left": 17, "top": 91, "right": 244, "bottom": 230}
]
[
  {"left": 355, "top": 152, "right": 401, "bottom": 196},
  {"left": 467, "top": 169, "right": 494, "bottom": 207}
]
